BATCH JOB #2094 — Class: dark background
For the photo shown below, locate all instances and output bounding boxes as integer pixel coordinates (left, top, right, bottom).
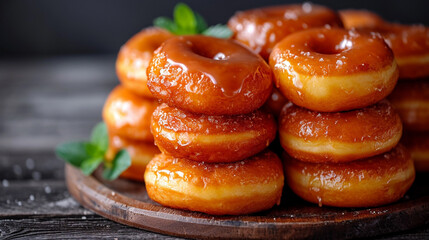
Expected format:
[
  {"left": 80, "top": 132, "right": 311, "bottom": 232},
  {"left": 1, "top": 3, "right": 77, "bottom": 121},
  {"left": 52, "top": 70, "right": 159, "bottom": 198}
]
[{"left": 1, "top": 0, "right": 429, "bottom": 57}]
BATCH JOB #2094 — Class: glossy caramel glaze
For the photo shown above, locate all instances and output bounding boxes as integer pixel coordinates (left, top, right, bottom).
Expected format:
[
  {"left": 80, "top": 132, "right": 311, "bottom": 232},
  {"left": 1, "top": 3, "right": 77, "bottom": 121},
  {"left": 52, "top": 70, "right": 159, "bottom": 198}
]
[
  {"left": 228, "top": 3, "right": 343, "bottom": 60},
  {"left": 388, "top": 79, "right": 429, "bottom": 131},
  {"left": 105, "top": 134, "right": 160, "bottom": 181},
  {"left": 356, "top": 23, "right": 429, "bottom": 78},
  {"left": 262, "top": 88, "right": 290, "bottom": 117},
  {"left": 116, "top": 27, "right": 173, "bottom": 97},
  {"left": 270, "top": 27, "right": 398, "bottom": 112},
  {"left": 284, "top": 145, "right": 415, "bottom": 208},
  {"left": 147, "top": 35, "right": 272, "bottom": 115},
  {"left": 279, "top": 100, "right": 403, "bottom": 163},
  {"left": 339, "top": 9, "right": 385, "bottom": 29},
  {"left": 151, "top": 104, "right": 277, "bottom": 162},
  {"left": 144, "top": 151, "right": 284, "bottom": 215},
  {"left": 103, "top": 86, "right": 158, "bottom": 142},
  {"left": 401, "top": 131, "right": 429, "bottom": 172}
]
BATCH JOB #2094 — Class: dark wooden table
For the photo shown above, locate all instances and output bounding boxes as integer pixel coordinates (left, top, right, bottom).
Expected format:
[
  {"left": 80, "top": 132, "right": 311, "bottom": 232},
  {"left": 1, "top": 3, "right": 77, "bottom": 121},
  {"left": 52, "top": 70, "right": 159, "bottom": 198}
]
[{"left": 0, "top": 56, "right": 428, "bottom": 239}]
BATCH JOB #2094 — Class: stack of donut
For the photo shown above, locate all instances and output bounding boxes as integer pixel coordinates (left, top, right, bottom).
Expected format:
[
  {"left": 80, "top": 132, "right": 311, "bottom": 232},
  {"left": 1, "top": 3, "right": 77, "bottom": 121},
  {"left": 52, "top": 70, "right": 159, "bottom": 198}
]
[
  {"left": 144, "top": 35, "right": 284, "bottom": 215},
  {"left": 102, "top": 28, "right": 173, "bottom": 181},
  {"left": 228, "top": 3, "right": 343, "bottom": 117},
  {"left": 340, "top": 10, "right": 429, "bottom": 172},
  {"left": 269, "top": 26, "right": 415, "bottom": 207}
]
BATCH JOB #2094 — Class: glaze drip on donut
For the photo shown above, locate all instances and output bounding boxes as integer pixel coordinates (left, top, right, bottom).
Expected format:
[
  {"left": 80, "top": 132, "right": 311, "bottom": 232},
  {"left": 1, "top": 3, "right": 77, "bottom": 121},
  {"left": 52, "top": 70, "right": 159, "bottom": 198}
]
[
  {"left": 162, "top": 36, "right": 263, "bottom": 97},
  {"left": 147, "top": 35, "right": 272, "bottom": 115},
  {"left": 271, "top": 28, "right": 394, "bottom": 76},
  {"left": 270, "top": 28, "right": 398, "bottom": 112}
]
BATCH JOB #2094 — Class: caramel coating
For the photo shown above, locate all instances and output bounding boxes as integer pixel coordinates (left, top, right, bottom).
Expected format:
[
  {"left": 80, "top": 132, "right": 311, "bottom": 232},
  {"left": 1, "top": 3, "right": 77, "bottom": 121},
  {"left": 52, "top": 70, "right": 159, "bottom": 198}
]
[
  {"left": 270, "top": 28, "right": 398, "bottom": 112},
  {"left": 401, "top": 131, "right": 429, "bottom": 172},
  {"left": 151, "top": 104, "right": 277, "bottom": 162},
  {"left": 105, "top": 134, "right": 160, "bottom": 181},
  {"left": 339, "top": 9, "right": 385, "bottom": 29},
  {"left": 284, "top": 145, "right": 415, "bottom": 208},
  {"left": 144, "top": 151, "right": 284, "bottom": 215},
  {"left": 228, "top": 3, "right": 343, "bottom": 60},
  {"left": 147, "top": 35, "right": 272, "bottom": 115},
  {"left": 116, "top": 27, "right": 173, "bottom": 97},
  {"left": 388, "top": 79, "right": 429, "bottom": 131},
  {"left": 279, "top": 100, "right": 403, "bottom": 163},
  {"left": 103, "top": 86, "right": 158, "bottom": 142},
  {"left": 356, "top": 23, "right": 429, "bottom": 78},
  {"left": 262, "top": 88, "right": 290, "bottom": 117}
]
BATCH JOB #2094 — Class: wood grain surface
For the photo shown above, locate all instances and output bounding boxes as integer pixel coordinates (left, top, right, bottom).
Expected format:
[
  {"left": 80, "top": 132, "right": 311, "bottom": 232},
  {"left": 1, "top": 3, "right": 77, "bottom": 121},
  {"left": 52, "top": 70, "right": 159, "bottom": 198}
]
[{"left": 1, "top": 57, "right": 428, "bottom": 239}]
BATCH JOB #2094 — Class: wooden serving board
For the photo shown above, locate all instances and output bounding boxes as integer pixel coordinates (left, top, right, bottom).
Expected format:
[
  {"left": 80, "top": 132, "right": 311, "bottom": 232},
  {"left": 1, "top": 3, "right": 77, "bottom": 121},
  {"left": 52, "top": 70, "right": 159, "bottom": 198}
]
[{"left": 66, "top": 164, "right": 429, "bottom": 240}]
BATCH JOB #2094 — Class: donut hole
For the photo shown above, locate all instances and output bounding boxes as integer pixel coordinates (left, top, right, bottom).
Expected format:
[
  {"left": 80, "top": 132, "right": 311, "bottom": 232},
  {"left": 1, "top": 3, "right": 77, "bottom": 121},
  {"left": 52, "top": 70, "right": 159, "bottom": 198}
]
[
  {"left": 310, "top": 37, "right": 353, "bottom": 55},
  {"left": 188, "top": 42, "right": 230, "bottom": 61}
]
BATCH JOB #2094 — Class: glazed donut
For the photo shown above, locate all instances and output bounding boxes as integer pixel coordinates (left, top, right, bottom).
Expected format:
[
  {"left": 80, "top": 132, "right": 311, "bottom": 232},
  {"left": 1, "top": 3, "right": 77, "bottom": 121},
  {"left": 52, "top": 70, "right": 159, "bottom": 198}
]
[
  {"left": 147, "top": 35, "right": 272, "bottom": 115},
  {"left": 339, "top": 9, "right": 385, "bottom": 29},
  {"left": 279, "top": 100, "right": 402, "bottom": 163},
  {"left": 228, "top": 3, "right": 343, "bottom": 60},
  {"left": 105, "top": 134, "right": 160, "bottom": 181},
  {"left": 144, "top": 151, "right": 284, "bottom": 215},
  {"left": 103, "top": 86, "right": 158, "bottom": 142},
  {"left": 270, "top": 28, "right": 399, "bottom": 112},
  {"left": 401, "top": 131, "right": 429, "bottom": 172},
  {"left": 357, "top": 24, "right": 429, "bottom": 79},
  {"left": 388, "top": 79, "right": 429, "bottom": 131},
  {"left": 116, "top": 27, "right": 173, "bottom": 97},
  {"left": 262, "top": 88, "right": 289, "bottom": 117},
  {"left": 284, "top": 144, "right": 415, "bottom": 208},
  {"left": 151, "top": 104, "right": 276, "bottom": 163}
]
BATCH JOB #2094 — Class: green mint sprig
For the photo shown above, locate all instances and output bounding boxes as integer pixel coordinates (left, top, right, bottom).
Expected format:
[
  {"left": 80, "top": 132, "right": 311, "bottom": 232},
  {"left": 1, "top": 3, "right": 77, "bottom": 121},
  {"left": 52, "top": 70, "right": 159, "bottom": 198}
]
[
  {"left": 55, "top": 122, "right": 131, "bottom": 180},
  {"left": 153, "top": 3, "right": 233, "bottom": 39}
]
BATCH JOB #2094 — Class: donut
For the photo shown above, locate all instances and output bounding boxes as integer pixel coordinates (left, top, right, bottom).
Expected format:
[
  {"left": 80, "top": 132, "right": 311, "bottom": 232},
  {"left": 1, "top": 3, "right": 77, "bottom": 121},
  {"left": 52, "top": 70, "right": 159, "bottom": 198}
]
[
  {"left": 339, "top": 9, "right": 385, "bottom": 29},
  {"left": 270, "top": 28, "right": 399, "bottom": 112},
  {"left": 151, "top": 104, "right": 277, "bottom": 163},
  {"left": 228, "top": 3, "right": 343, "bottom": 60},
  {"left": 262, "top": 88, "right": 289, "bottom": 117},
  {"left": 144, "top": 151, "right": 284, "bottom": 215},
  {"left": 105, "top": 134, "right": 160, "bottom": 181},
  {"left": 103, "top": 86, "right": 158, "bottom": 142},
  {"left": 284, "top": 144, "right": 415, "bottom": 208},
  {"left": 116, "top": 27, "right": 173, "bottom": 97},
  {"left": 401, "top": 131, "right": 429, "bottom": 172},
  {"left": 388, "top": 79, "right": 429, "bottom": 131},
  {"left": 279, "top": 100, "right": 402, "bottom": 163},
  {"left": 357, "top": 24, "right": 429, "bottom": 79},
  {"left": 147, "top": 35, "right": 272, "bottom": 115}
]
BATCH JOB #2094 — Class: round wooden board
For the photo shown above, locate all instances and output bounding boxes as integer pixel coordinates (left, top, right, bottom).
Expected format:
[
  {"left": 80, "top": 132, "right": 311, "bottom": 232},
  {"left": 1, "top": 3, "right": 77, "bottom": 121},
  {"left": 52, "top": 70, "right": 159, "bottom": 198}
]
[{"left": 65, "top": 164, "right": 429, "bottom": 240}]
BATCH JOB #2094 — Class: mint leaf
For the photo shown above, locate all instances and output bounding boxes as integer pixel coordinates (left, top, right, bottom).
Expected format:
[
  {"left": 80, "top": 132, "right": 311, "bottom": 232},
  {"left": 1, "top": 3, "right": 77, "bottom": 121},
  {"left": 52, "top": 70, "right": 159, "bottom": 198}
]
[
  {"left": 80, "top": 157, "right": 103, "bottom": 176},
  {"left": 154, "top": 17, "right": 178, "bottom": 33},
  {"left": 203, "top": 25, "right": 233, "bottom": 39},
  {"left": 195, "top": 13, "right": 208, "bottom": 33},
  {"left": 85, "top": 142, "right": 103, "bottom": 157},
  {"left": 174, "top": 3, "right": 197, "bottom": 34},
  {"left": 90, "top": 122, "right": 108, "bottom": 152},
  {"left": 55, "top": 142, "right": 89, "bottom": 167},
  {"left": 102, "top": 150, "right": 131, "bottom": 180}
]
